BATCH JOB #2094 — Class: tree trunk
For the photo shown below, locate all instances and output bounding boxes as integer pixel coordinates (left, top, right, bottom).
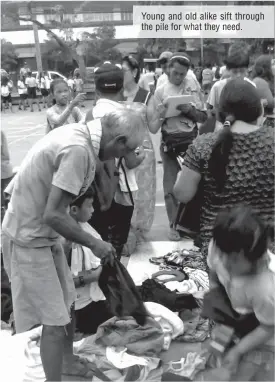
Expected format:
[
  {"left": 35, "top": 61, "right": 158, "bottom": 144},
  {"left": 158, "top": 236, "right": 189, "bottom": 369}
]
[{"left": 76, "top": 55, "right": 86, "bottom": 79}]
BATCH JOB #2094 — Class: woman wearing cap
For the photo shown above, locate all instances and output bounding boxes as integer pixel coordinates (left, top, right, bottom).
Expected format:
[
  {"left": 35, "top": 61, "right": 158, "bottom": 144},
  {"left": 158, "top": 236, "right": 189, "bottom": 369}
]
[
  {"left": 122, "top": 55, "right": 163, "bottom": 241},
  {"left": 152, "top": 52, "right": 207, "bottom": 241}
]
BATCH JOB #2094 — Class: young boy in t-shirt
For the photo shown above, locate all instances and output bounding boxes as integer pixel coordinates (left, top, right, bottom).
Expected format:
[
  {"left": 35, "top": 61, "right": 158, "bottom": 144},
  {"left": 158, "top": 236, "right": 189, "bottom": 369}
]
[{"left": 64, "top": 188, "right": 112, "bottom": 334}]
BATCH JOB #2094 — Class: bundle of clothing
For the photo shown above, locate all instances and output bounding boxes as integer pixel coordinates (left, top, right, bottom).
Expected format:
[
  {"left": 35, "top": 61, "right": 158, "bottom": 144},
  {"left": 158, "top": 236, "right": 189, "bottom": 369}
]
[
  {"left": 0, "top": 302, "right": 186, "bottom": 382},
  {"left": 141, "top": 247, "right": 211, "bottom": 344}
]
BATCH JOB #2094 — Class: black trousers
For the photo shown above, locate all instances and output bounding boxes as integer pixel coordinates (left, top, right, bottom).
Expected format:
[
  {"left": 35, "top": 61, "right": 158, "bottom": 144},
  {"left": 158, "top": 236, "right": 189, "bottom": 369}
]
[{"left": 75, "top": 301, "right": 113, "bottom": 334}]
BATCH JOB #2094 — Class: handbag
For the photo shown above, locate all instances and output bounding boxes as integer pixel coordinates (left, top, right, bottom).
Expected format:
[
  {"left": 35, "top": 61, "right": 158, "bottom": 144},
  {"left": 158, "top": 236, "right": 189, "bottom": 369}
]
[
  {"left": 161, "top": 86, "right": 198, "bottom": 157},
  {"left": 84, "top": 123, "right": 122, "bottom": 212}
]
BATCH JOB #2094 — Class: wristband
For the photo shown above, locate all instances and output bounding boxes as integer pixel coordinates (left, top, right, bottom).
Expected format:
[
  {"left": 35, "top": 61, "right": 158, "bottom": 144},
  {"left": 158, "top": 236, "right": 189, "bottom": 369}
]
[{"left": 79, "top": 275, "right": 85, "bottom": 287}]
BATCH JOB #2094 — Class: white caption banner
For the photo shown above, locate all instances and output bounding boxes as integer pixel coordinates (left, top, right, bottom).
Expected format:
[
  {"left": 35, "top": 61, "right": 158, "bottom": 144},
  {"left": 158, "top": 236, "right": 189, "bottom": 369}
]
[{"left": 133, "top": 6, "right": 275, "bottom": 38}]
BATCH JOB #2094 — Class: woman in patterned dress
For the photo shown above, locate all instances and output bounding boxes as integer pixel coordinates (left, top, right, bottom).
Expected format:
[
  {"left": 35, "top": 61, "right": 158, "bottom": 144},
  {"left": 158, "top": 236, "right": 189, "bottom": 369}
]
[
  {"left": 122, "top": 55, "right": 161, "bottom": 248},
  {"left": 174, "top": 79, "right": 274, "bottom": 264}
]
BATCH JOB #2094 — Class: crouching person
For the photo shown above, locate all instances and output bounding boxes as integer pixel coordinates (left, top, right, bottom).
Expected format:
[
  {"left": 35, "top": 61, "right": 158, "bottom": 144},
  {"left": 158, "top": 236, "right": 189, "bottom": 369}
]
[{"left": 67, "top": 189, "right": 113, "bottom": 335}]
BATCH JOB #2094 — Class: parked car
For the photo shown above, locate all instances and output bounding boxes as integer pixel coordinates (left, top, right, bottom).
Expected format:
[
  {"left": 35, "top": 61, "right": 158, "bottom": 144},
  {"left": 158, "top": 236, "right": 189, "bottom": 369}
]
[{"left": 33, "top": 70, "right": 67, "bottom": 83}]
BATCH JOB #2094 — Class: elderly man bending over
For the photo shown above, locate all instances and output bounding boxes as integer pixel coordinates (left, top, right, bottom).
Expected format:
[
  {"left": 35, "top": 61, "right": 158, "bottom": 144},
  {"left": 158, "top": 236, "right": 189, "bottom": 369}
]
[{"left": 1, "top": 108, "right": 146, "bottom": 381}]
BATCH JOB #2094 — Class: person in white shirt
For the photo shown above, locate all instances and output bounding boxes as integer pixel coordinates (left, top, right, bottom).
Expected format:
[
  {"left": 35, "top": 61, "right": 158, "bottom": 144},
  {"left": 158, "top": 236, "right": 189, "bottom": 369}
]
[
  {"left": 207, "top": 42, "right": 256, "bottom": 131},
  {"left": 25, "top": 72, "right": 41, "bottom": 112},
  {"left": 38, "top": 71, "right": 51, "bottom": 109},
  {"left": 1, "top": 75, "right": 13, "bottom": 112},
  {"left": 156, "top": 51, "right": 173, "bottom": 89},
  {"left": 66, "top": 189, "right": 112, "bottom": 335},
  {"left": 87, "top": 62, "right": 145, "bottom": 259},
  {"left": 67, "top": 74, "right": 75, "bottom": 98},
  {"left": 17, "top": 74, "right": 28, "bottom": 111}
]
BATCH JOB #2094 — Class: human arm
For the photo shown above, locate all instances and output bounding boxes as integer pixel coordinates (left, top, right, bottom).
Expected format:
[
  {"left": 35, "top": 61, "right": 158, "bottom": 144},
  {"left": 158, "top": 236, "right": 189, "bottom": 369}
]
[
  {"left": 72, "top": 106, "right": 85, "bottom": 123},
  {"left": 147, "top": 89, "right": 167, "bottom": 134},
  {"left": 43, "top": 146, "right": 115, "bottom": 260},
  {"left": 46, "top": 94, "right": 86, "bottom": 128},
  {"left": 223, "top": 273, "right": 275, "bottom": 373},
  {"left": 173, "top": 166, "right": 201, "bottom": 204},
  {"left": 73, "top": 266, "right": 102, "bottom": 288},
  {"left": 146, "top": 94, "right": 166, "bottom": 134}
]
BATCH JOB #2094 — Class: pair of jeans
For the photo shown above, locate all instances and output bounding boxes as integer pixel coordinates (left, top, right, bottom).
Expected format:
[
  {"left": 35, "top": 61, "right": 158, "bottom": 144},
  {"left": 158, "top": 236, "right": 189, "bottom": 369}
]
[{"left": 160, "top": 144, "right": 180, "bottom": 227}]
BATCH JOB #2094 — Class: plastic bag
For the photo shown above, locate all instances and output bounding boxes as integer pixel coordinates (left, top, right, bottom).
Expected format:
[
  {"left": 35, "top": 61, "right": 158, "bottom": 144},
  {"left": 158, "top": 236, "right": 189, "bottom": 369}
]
[{"left": 98, "top": 258, "right": 148, "bottom": 325}]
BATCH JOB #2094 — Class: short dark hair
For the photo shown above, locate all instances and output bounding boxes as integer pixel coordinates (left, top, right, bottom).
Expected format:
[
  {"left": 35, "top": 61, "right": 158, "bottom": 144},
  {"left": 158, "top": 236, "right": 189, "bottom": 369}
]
[
  {"left": 213, "top": 205, "right": 269, "bottom": 262},
  {"left": 70, "top": 188, "right": 95, "bottom": 208},
  {"left": 252, "top": 55, "right": 274, "bottom": 89},
  {"left": 226, "top": 42, "right": 250, "bottom": 69},
  {"left": 122, "top": 55, "right": 141, "bottom": 83}
]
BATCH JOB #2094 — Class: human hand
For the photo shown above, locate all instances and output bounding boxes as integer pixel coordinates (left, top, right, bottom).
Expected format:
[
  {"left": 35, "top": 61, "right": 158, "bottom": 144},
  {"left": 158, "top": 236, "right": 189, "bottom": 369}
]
[
  {"left": 261, "top": 99, "right": 268, "bottom": 107},
  {"left": 222, "top": 348, "right": 241, "bottom": 375},
  {"left": 90, "top": 238, "right": 116, "bottom": 265},
  {"left": 71, "top": 93, "right": 86, "bottom": 107},
  {"left": 135, "top": 146, "right": 146, "bottom": 161},
  {"left": 157, "top": 102, "right": 167, "bottom": 120},
  {"left": 176, "top": 103, "right": 193, "bottom": 114}
]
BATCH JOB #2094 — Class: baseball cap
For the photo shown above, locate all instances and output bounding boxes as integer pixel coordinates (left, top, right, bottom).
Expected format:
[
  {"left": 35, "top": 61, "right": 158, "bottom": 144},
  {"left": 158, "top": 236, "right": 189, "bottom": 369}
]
[
  {"left": 158, "top": 51, "right": 173, "bottom": 62},
  {"left": 94, "top": 63, "right": 124, "bottom": 93}
]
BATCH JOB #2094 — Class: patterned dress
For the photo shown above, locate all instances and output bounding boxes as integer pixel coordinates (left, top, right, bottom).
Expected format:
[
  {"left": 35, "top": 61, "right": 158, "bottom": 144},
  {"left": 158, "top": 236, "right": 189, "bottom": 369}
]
[
  {"left": 124, "top": 88, "right": 157, "bottom": 243},
  {"left": 184, "top": 127, "right": 275, "bottom": 259}
]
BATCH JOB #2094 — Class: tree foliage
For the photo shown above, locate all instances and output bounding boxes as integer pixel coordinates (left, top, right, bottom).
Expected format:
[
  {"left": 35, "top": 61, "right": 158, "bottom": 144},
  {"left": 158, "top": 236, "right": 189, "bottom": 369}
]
[
  {"left": 1, "top": 39, "right": 19, "bottom": 72},
  {"left": 2, "top": 1, "right": 117, "bottom": 77}
]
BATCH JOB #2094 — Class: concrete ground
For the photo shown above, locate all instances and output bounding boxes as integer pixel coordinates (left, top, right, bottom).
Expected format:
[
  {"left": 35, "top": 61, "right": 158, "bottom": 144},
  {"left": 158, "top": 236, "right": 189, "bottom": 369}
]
[{"left": 1, "top": 101, "right": 171, "bottom": 241}]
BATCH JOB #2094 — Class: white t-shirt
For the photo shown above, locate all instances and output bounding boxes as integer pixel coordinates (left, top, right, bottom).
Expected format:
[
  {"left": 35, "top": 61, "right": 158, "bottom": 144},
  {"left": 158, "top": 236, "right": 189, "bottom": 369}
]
[
  {"left": 67, "top": 79, "right": 75, "bottom": 89},
  {"left": 71, "top": 222, "right": 105, "bottom": 310},
  {"left": 25, "top": 77, "right": 37, "bottom": 88},
  {"left": 17, "top": 80, "right": 27, "bottom": 95},
  {"left": 207, "top": 77, "right": 257, "bottom": 130},
  {"left": 2, "top": 121, "right": 101, "bottom": 248},
  {"left": 220, "top": 65, "right": 226, "bottom": 77},
  {"left": 139, "top": 72, "right": 155, "bottom": 91}
]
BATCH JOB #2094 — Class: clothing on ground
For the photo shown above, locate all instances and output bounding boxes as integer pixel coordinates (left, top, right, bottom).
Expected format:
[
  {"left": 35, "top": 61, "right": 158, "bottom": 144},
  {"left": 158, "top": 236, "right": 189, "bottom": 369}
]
[
  {"left": 177, "top": 308, "right": 210, "bottom": 343},
  {"left": 95, "top": 316, "right": 165, "bottom": 357},
  {"left": 138, "top": 279, "right": 198, "bottom": 312}
]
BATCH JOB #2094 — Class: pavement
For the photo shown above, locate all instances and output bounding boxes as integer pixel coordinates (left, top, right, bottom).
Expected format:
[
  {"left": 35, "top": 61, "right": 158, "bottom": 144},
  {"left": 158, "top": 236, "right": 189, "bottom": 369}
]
[{"left": 1, "top": 101, "right": 171, "bottom": 241}]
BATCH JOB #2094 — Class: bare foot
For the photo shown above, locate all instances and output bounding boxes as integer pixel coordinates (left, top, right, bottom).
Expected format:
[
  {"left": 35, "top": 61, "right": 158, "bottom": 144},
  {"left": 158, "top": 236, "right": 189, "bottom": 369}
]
[
  {"left": 62, "top": 355, "right": 94, "bottom": 378},
  {"left": 168, "top": 228, "right": 181, "bottom": 241}
]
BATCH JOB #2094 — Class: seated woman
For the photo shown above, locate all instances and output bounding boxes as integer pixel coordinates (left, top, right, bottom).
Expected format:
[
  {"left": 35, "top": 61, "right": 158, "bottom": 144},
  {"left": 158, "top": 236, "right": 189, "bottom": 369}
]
[
  {"left": 207, "top": 205, "right": 274, "bottom": 381},
  {"left": 65, "top": 189, "right": 113, "bottom": 334}
]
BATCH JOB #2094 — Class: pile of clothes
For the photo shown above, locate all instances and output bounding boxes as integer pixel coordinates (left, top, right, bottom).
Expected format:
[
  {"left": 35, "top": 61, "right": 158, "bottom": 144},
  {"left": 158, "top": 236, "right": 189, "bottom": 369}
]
[{"left": 138, "top": 248, "right": 211, "bottom": 344}]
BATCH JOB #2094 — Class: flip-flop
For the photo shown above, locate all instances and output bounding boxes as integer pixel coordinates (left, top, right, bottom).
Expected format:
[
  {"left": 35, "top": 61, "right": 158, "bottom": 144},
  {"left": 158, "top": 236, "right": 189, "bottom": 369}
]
[
  {"left": 168, "top": 229, "right": 181, "bottom": 241},
  {"left": 149, "top": 256, "right": 164, "bottom": 265}
]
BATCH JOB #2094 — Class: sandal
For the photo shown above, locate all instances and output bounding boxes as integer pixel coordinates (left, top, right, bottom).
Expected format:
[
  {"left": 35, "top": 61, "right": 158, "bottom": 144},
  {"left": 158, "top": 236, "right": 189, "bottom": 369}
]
[
  {"left": 152, "top": 269, "right": 188, "bottom": 283},
  {"left": 149, "top": 256, "right": 164, "bottom": 265},
  {"left": 168, "top": 228, "right": 181, "bottom": 241}
]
